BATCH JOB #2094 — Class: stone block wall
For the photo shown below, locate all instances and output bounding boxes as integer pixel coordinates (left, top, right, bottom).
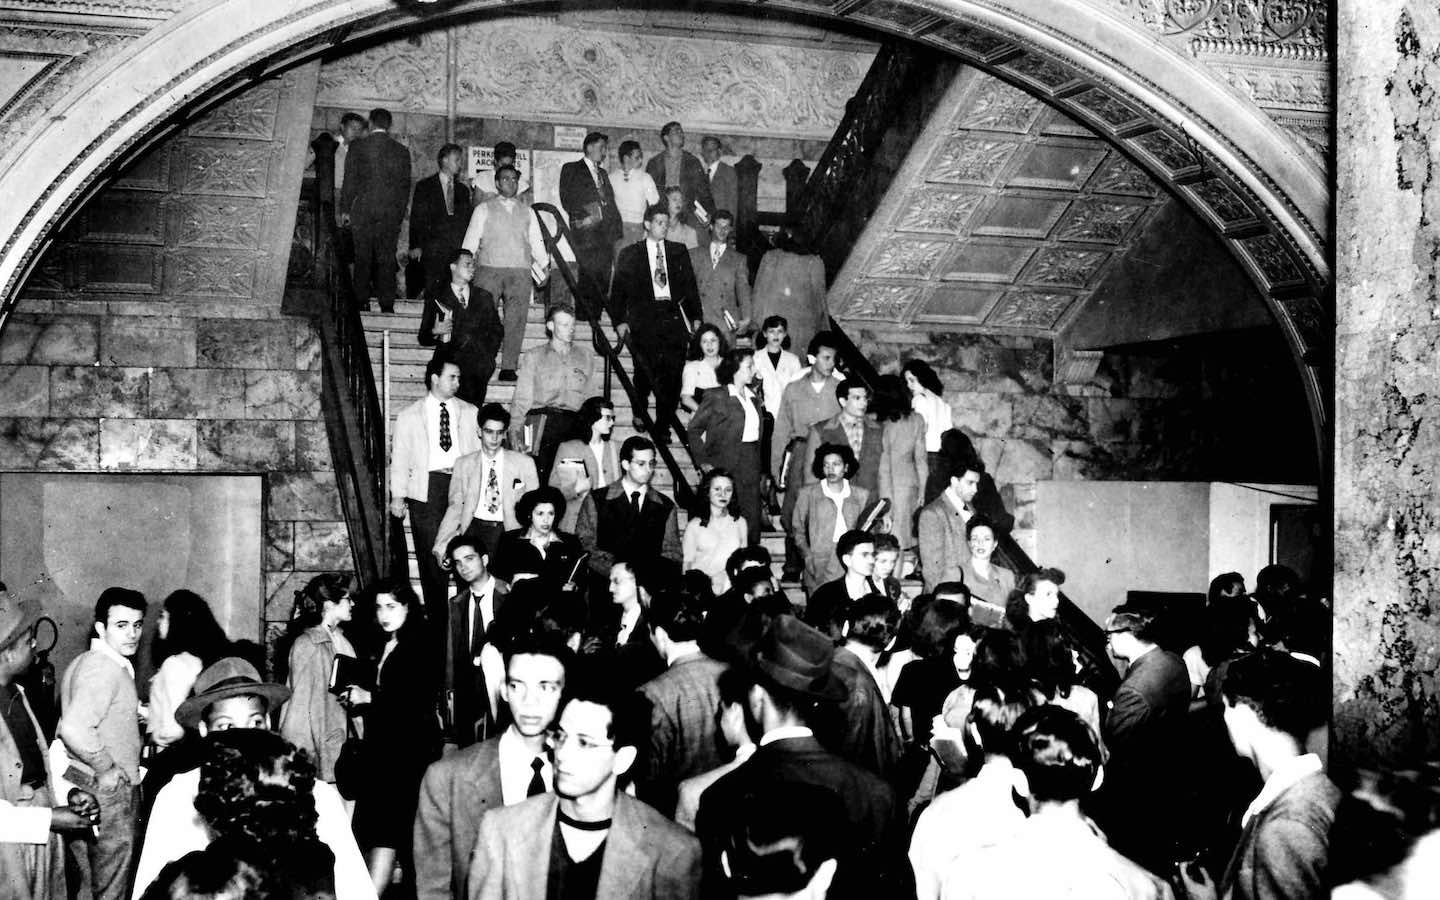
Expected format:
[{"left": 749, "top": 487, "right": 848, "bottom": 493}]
[
  {"left": 861, "top": 328, "right": 1317, "bottom": 563},
  {"left": 0, "top": 67, "right": 340, "bottom": 669}
]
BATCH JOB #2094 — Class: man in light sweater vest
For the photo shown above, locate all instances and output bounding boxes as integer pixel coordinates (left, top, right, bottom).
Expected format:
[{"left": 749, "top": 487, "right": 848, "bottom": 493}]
[
  {"left": 58, "top": 587, "right": 146, "bottom": 900},
  {"left": 461, "top": 164, "right": 552, "bottom": 382}
]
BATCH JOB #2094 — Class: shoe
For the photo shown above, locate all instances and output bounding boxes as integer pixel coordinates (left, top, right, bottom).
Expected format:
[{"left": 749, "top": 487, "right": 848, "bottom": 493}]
[
  {"left": 499, "top": 370, "right": 518, "bottom": 382},
  {"left": 781, "top": 567, "right": 802, "bottom": 583}
]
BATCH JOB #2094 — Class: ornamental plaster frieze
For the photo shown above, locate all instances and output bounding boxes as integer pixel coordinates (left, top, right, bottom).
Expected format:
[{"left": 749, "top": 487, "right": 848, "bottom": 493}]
[
  {"left": 316, "top": 15, "right": 875, "bottom": 139},
  {"left": 0, "top": 0, "right": 184, "bottom": 20}
]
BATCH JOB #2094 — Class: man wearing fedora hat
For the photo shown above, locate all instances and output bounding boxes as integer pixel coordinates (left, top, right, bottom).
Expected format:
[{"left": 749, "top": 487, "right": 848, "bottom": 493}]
[
  {"left": 131, "top": 657, "right": 376, "bottom": 899},
  {"left": 694, "top": 614, "right": 907, "bottom": 900},
  {"left": 1, "top": 586, "right": 99, "bottom": 899}
]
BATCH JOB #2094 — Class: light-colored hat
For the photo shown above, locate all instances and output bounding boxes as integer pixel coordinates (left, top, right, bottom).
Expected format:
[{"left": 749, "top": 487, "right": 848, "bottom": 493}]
[
  {"left": 175, "top": 657, "right": 291, "bottom": 728},
  {"left": 0, "top": 587, "right": 40, "bottom": 651}
]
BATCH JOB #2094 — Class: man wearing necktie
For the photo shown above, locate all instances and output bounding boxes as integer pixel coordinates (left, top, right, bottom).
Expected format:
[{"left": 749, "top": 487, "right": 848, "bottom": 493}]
[
  {"left": 431, "top": 403, "right": 540, "bottom": 563},
  {"left": 409, "top": 143, "right": 474, "bottom": 291},
  {"left": 418, "top": 248, "right": 502, "bottom": 406},
  {"left": 611, "top": 203, "right": 701, "bottom": 440},
  {"left": 690, "top": 209, "right": 752, "bottom": 337},
  {"left": 414, "top": 632, "right": 570, "bottom": 900},
  {"left": 558, "top": 132, "right": 623, "bottom": 319},
  {"left": 390, "top": 356, "right": 482, "bottom": 641}
]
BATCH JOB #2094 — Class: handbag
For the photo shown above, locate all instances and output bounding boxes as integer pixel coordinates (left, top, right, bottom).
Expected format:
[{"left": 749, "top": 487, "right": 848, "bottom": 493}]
[{"left": 332, "top": 716, "right": 365, "bottom": 801}]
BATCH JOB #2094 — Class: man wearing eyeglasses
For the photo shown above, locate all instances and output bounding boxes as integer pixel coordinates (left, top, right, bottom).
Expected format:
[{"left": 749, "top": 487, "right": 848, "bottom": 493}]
[
  {"left": 433, "top": 402, "right": 540, "bottom": 562},
  {"left": 466, "top": 689, "right": 701, "bottom": 899},
  {"left": 416, "top": 634, "right": 570, "bottom": 900}
]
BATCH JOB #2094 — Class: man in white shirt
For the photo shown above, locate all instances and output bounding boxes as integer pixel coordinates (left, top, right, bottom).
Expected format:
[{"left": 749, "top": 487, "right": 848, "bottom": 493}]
[
  {"left": 332, "top": 112, "right": 366, "bottom": 197},
  {"left": 462, "top": 165, "right": 553, "bottom": 381},
  {"left": 944, "top": 706, "right": 1170, "bottom": 900},
  {"left": 700, "top": 136, "right": 738, "bottom": 223},
  {"left": 414, "top": 633, "right": 570, "bottom": 900},
  {"left": 910, "top": 683, "right": 1033, "bottom": 900},
  {"left": 390, "top": 357, "right": 481, "bottom": 623},
  {"left": 131, "top": 658, "right": 375, "bottom": 900}
]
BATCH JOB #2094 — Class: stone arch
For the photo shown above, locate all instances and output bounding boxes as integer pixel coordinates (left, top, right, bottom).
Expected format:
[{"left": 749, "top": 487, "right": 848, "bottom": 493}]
[{"left": 0, "top": 0, "right": 1330, "bottom": 444}]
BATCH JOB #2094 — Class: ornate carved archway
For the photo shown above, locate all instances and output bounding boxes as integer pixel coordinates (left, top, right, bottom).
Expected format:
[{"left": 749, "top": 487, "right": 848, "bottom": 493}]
[{"left": 0, "top": 0, "right": 1330, "bottom": 443}]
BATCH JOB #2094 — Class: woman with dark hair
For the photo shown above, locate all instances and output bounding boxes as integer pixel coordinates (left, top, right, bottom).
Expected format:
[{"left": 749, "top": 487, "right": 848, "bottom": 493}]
[
  {"left": 874, "top": 373, "right": 928, "bottom": 565},
  {"left": 1183, "top": 572, "right": 1253, "bottom": 698},
  {"left": 959, "top": 515, "right": 1016, "bottom": 616},
  {"left": 344, "top": 579, "right": 441, "bottom": 896},
  {"left": 680, "top": 322, "right": 728, "bottom": 412},
  {"left": 148, "top": 590, "right": 230, "bottom": 750},
  {"left": 489, "top": 486, "right": 584, "bottom": 591},
  {"left": 939, "top": 627, "right": 1025, "bottom": 730},
  {"left": 548, "top": 395, "right": 618, "bottom": 533},
  {"left": 891, "top": 600, "right": 973, "bottom": 751},
  {"left": 686, "top": 348, "right": 764, "bottom": 545},
  {"left": 791, "top": 442, "right": 871, "bottom": 594},
  {"left": 752, "top": 223, "right": 827, "bottom": 362},
  {"left": 683, "top": 469, "right": 749, "bottom": 594},
  {"left": 190, "top": 731, "right": 335, "bottom": 899},
  {"left": 902, "top": 359, "right": 954, "bottom": 503},
  {"left": 1004, "top": 566, "right": 1066, "bottom": 633},
  {"left": 277, "top": 573, "right": 356, "bottom": 786},
  {"left": 1022, "top": 618, "right": 1104, "bottom": 753}
]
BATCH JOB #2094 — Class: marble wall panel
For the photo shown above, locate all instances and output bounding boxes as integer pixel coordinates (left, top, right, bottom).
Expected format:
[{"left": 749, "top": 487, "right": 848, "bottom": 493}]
[
  {"left": 99, "top": 418, "right": 197, "bottom": 470},
  {"left": 268, "top": 471, "right": 342, "bottom": 522},
  {"left": 197, "top": 419, "right": 297, "bottom": 470},
  {"left": 50, "top": 365, "right": 149, "bottom": 417},
  {"left": 148, "top": 369, "right": 247, "bottom": 419},
  {"left": 0, "top": 417, "right": 99, "bottom": 469},
  {"left": 244, "top": 370, "right": 321, "bottom": 420},
  {"left": 0, "top": 365, "right": 48, "bottom": 411},
  {"left": 265, "top": 520, "right": 295, "bottom": 572},
  {"left": 294, "top": 521, "right": 351, "bottom": 570},
  {"left": 99, "top": 316, "right": 197, "bottom": 367},
  {"left": 196, "top": 319, "right": 301, "bottom": 369},
  {"left": 295, "top": 421, "right": 332, "bottom": 470}
]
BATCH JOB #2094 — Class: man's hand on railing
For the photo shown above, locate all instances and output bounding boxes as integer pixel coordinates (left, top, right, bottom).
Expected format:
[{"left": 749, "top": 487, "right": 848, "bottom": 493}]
[
  {"left": 389, "top": 497, "right": 406, "bottom": 519},
  {"left": 615, "top": 323, "right": 630, "bottom": 343},
  {"left": 409, "top": 247, "right": 422, "bottom": 260},
  {"left": 339, "top": 212, "right": 351, "bottom": 228}
]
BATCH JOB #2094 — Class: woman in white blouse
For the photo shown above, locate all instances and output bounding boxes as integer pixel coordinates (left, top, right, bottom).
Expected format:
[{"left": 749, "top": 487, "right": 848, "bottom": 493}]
[
  {"left": 685, "top": 349, "right": 764, "bottom": 547},
  {"left": 680, "top": 323, "right": 727, "bottom": 412},
  {"left": 612, "top": 140, "right": 660, "bottom": 247},
  {"left": 903, "top": 358, "right": 954, "bottom": 503}
]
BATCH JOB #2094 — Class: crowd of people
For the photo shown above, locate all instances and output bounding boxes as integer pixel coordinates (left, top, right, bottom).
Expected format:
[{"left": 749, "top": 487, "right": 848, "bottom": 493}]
[{"left": 0, "top": 109, "right": 1425, "bottom": 900}]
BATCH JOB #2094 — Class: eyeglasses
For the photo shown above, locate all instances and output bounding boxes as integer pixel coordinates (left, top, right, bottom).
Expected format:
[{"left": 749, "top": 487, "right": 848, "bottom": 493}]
[{"left": 545, "top": 728, "right": 613, "bottom": 752}]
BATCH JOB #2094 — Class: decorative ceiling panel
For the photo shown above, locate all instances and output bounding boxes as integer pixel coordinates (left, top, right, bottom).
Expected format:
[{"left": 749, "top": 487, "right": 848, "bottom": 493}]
[{"left": 830, "top": 67, "right": 1170, "bottom": 338}]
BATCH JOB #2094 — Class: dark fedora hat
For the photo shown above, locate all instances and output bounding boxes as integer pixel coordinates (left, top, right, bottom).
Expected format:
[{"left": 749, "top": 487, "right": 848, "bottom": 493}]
[
  {"left": 175, "top": 657, "right": 290, "bottom": 729},
  {"left": 749, "top": 614, "right": 845, "bottom": 702}
]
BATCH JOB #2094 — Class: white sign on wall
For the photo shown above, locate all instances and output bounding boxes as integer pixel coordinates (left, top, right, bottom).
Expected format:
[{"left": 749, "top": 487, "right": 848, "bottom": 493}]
[{"left": 468, "top": 146, "right": 534, "bottom": 198}]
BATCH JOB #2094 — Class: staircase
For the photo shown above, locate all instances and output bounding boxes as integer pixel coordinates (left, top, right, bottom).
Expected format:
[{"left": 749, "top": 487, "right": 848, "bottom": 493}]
[{"left": 361, "top": 300, "right": 797, "bottom": 595}]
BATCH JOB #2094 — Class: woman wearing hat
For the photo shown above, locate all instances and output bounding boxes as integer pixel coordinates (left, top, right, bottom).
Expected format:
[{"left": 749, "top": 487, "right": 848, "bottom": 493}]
[{"left": 277, "top": 574, "right": 356, "bottom": 786}]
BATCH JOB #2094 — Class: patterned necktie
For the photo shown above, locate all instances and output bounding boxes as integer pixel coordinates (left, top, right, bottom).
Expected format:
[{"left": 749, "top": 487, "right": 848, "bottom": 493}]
[
  {"left": 443, "top": 177, "right": 453, "bottom": 216},
  {"left": 654, "top": 243, "right": 667, "bottom": 289},
  {"left": 439, "top": 403, "right": 452, "bottom": 452},
  {"left": 527, "top": 757, "right": 546, "bottom": 797},
  {"left": 485, "top": 464, "right": 500, "bottom": 516}
]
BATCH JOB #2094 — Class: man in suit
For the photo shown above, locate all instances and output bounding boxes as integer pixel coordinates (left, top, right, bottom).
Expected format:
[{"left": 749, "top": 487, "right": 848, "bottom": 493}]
[
  {"left": 1096, "top": 603, "right": 1195, "bottom": 875},
  {"left": 1179, "top": 649, "right": 1338, "bottom": 900},
  {"left": 418, "top": 248, "right": 502, "bottom": 406},
  {"left": 695, "top": 615, "right": 905, "bottom": 900},
  {"left": 466, "top": 689, "right": 702, "bottom": 900},
  {"left": 433, "top": 402, "right": 540, "bottom": 561},
  {"left": 916, "top": 453, "right": 982, "bottom": 593},
  {"left": 409, "top": 143, "right": 474, "bottom": 290},
  {"left": 415, "top": 633, "right": 569, "bottom": 900},
  {"left": 340, "top": 107, "right": 411, "bottom": 311},
  {"left": 772, "top": 334, "right": 843, "bottom": 581},
  {"left": 645, "top": 122, "right": 715, "bottom": 241},
  {"left": 574, "top": 436, "right": 682, "bottom": 582},
  {"left": 803, "top": 378, "right": 881, "bottom": 493},
  {"left": 611, "top": 203, "right": 701, "bottom": 436},
  {"left": 700, "top": 136, "right": 738, "bottom": 225},
  {"left": 391, "top": 357, "right": 481, "bottom": 624},
  {"left": 559, "top": 132, "right": 622, "bottom": 318},
  {"left": 634, "top": 592, "right": 728, "bottom": 818},
  {"left": 549, "top": 396, "right": 618, "bottom": 534},
  {"left": 443, "top": 534, "right": 511, "bottom": 749},
  {"left": 691, "top": 210, "right": 751, "bottom": 335}
]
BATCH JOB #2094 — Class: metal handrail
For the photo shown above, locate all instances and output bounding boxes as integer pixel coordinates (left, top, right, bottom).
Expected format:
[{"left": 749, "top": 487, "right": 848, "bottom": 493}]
[{"left": 530, "top": 203, "right": 698, "bottom": 511}]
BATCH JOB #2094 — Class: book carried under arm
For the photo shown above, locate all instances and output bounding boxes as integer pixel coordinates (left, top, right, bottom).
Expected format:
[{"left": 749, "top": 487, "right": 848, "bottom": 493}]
[{"left": 329, "top": 655, "right": 376, "bottom": 695}]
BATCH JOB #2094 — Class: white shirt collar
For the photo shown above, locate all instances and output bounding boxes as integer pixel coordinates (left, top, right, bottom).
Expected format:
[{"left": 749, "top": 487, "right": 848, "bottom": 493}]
[
  {"left": 498, "top": 727, "right": 552, "bottom": 806},
  {"left": 89, "top": 637, "right": 134, "bottom": 678},
  {"left": 620, "top": 478, "right": 648, "bottom": 499},
  {"left": 759, "top": 725, "right": 814, "bottom": 747},
  {"left": 820, "top": 480, "right": 851, "bottom": 502},
  {"left": 1243, "top": 753, "right": 1323, "bottom": 827}
]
